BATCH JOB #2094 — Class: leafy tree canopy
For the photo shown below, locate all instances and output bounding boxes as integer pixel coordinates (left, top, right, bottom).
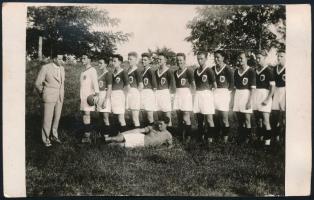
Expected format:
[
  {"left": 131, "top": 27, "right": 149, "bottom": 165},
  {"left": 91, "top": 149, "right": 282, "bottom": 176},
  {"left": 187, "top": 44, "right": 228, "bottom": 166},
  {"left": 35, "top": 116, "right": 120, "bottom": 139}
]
[
  {"left": 186, "top": 5, "right": 285, "bottom": 65},
  {"left": 27, "top": 6, "right": 131, "bottom": 60}
]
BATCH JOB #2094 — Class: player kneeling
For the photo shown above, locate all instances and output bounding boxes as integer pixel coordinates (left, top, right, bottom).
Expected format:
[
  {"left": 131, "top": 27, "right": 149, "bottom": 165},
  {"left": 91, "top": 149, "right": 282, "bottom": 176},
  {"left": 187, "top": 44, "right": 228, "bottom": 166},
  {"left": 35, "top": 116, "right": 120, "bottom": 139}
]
[
  {"left": 104, "top": 116, "right": 173, "bottom": 148},
  {"left": 233, "top": 51, "right": 256, "bottom": 144},
  {"left": 80, "top": 55, "right": 99, "bottom": 144},
  {"left": 173, "top": 53, "right": 195, "bottom": 144},
  {"left": 271, "top": 49, "right": 286, "bottom": 144},
  {"left": 96, "top": 59, "right": 112, "bottom": 136},
  {"left": 253, "top": 50, "right": 275, "bottom": 147},
  {"left": 213, "top": 50, "right": 234, "bottom": 143}
]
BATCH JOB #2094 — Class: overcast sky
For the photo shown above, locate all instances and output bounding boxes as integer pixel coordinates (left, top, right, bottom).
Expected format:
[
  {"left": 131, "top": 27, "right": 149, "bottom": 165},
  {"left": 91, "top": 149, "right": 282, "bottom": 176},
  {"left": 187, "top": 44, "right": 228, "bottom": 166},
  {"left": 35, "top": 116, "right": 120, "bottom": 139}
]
[{"left": 94, "top": 4, "right": 201, "bottom": 65}]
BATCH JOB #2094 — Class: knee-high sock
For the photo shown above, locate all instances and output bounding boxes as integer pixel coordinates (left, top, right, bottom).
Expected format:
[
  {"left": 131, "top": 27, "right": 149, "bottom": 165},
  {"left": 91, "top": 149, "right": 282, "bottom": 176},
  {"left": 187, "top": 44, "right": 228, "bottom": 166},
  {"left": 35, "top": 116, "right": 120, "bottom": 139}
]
[
  {"left": 206, "top": 127, "right": 215, "bottom": 139},
  {"left": 222, "top": 126, "right": 230, "bottom": 137},
  {"left": 185, "top": 124, "right": 192, "bottom": 137}
]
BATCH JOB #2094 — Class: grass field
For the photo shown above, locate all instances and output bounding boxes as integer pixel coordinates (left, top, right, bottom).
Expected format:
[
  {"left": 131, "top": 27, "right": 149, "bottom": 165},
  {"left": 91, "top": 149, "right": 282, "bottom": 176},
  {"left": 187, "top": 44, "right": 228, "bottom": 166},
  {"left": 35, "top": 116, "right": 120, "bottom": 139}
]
[{"left": 26, "top": 61, "right": 285, "bottom": 196}]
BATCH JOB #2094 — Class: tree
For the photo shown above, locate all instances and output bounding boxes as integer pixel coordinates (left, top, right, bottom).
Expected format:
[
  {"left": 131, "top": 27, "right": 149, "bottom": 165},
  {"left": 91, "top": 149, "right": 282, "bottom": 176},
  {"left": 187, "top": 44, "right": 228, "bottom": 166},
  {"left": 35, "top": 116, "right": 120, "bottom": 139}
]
[
  {"left": 186, "top": 5, "right": 285, "bottom": 65},
  {"left": 148, "top": 47, "right": 177, "bottom": 67},
  {"left": 27, "top": 6, "right": 131, "bottom": 59}
]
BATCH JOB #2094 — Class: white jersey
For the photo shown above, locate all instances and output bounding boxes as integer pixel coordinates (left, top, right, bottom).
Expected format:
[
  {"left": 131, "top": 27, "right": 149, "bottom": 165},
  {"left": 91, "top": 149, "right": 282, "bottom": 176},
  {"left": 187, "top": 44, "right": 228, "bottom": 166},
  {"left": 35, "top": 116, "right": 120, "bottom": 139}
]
[{"left": 80, "top": 66, "right": 99, "bottom": 111}]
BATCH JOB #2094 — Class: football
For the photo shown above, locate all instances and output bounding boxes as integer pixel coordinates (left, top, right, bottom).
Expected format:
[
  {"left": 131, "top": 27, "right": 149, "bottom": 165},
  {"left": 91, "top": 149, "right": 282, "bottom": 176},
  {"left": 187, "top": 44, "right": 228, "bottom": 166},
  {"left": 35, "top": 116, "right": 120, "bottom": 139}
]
[{"left": 87, "top": 94, "right": 97, "bottom": 106}]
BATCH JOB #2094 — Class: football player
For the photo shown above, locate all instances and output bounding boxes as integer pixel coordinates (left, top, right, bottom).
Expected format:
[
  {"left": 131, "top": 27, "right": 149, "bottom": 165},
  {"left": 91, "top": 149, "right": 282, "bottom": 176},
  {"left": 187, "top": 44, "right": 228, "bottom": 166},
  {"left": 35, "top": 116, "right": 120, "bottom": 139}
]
[
  {"left": 253, "top": 50, "right": 275, "bottom": 146},
  {"left": 155, "top": 53, "right": 176, "bottom": 126},
  {"left": 126, "top": 52, "right": 143, "bottom": 128},
  {"left": 111, "top": 54, "right": 130, "bottom": 134},
  {"left": 140, "top": 53, "right": 157, "bottom": 126},
  {"left": 173, "top": 53, "right": 195, "bottom": 144},
  {"left": 213, "top": 50, "right": 234, "bottom": 143},
  {"left": 193, "top": 51, "right": 217, "bottom": 145},
  {"left": 80, "top": 55, "right": 99, "bottom": 143},
  {"left": 233, "top": 51, "right": 256, "bottom": 144},
  {"left": 96, "top": 58, "right": 113, "bottom": 136},
  {"left": 271, "top": 49, "right": 286, "bottom": 143}
]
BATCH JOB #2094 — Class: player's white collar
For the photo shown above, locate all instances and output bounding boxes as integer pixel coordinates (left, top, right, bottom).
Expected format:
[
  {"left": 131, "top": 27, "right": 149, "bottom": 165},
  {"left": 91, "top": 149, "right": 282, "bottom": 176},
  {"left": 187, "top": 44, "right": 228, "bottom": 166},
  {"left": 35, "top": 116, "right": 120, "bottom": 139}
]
[
  {"left": 98, "top": 70, "right": 108, "bottom": 79},
  {"left": 157, "top": 67, "right": 169, "bottom": 77},
  {"left": 176, "top": 67, "right": 187, "bottom": 78},
  {"left": 196, "top": 65, "right": 209, "bottom": 76},
  {"left": 238, "top": 66, "right": 250, "bottom": 77},
  {"left": 128, "top": 66, "right": 137, "bottom": 75},
  {"left": 214, "top": 64, "right": 226, "bottom": 75},
  {"left": 113, "top": 68, "right": 123, "bottom": 77},
  {"left": 142, "top": 66, "right": 151, "bottom": 76},
  {"left": 256, "top": 65, "right": 267, "bottom": 75},
  {"left": 277, "top": 65, "right": 285, "bottom": 74}
]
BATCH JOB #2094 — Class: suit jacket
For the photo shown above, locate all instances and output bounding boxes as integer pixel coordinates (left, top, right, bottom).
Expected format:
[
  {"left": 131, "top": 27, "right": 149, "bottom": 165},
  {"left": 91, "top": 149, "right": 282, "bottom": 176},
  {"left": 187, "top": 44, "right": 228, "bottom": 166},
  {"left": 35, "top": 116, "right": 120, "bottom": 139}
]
[{"left": 35, "top": 63, "right": 65, "bottom": 103}]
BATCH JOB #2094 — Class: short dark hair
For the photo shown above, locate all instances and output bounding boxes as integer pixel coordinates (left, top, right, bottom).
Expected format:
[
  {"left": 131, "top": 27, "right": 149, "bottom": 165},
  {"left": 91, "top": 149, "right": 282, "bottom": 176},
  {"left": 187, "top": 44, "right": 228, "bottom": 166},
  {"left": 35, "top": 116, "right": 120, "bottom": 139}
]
[
  {"left": 161, "top": 116, "right": 170, "bottom": 124},
  {"left": 157, "top": 52, "right": 167, "bottom": 59},
  {"left": 256, "top": 50, "right": 268, "bottom": 56},
  {"left": 128, "top": 51, "right": 138, "bottom": 58},
  {"left": 238, "top": 51, "right": 249, "bottom": 58},
  {"left": 176, "top": 53, "right": 186, "bottom": 60},
  {"left": 99, "top": 58, "right": 109, "bottom": 65},
  {"left": 214, "top": 50, "right": 226, "bottom": 58},
  {"left": 197, "top": 51, "right": 208, "bottom": 58},
  {"left": 112, "top": 54, "right": 123, "bottom": 62},
  {"left": 141, "top": 52, "right": 151, "bottom": 58}
]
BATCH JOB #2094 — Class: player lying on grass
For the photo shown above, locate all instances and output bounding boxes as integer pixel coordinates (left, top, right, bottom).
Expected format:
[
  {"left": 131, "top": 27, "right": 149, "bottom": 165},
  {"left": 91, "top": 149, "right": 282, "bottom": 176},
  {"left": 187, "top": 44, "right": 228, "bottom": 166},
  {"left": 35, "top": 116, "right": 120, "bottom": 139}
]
[{"left": 104, "top": 116, "right": 173, "bottom": 148}]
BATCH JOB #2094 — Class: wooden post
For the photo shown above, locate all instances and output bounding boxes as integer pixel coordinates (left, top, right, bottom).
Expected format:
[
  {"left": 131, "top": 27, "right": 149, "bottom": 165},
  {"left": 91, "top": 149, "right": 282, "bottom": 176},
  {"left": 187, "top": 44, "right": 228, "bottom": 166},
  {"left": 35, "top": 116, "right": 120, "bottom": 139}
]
[{"left": 38, "top": 36, "right": 43, "bottom": 60}]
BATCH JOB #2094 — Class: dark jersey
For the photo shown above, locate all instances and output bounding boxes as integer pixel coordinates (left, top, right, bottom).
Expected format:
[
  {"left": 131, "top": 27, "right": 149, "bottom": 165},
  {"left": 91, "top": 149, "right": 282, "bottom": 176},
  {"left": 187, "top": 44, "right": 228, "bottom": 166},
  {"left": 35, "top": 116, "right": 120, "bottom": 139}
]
[
  {"left": 234, "top": 67, "right": 256, "bottom": 90},
  {"left": 98, "top": 71, "right": 112, "bottom": 91},
  {"left": 194, "top": 67, "right": 216, "bottom": 91},
  {"left": 155, "top": 68, "right": 176, "bottom": 92},
  {"left": 274, "top": 65, "right": 285, "bottom": 87},
  {"left": 128, "top": 67, "right": 142, "bottom": 88},
  {"left": 256, "top": 66, "right": 275, "bottom": 89},
  {"left": 142, "top": 67, "right": 157, "bottom": 90},
  {"left": 214, "top": 65, "right": 234, "bottom": 89},
  {"left": 112, "top": 69, "right": 129, "bottom": 91},
  {"left": 174, "top": 67, "right": 194, "bottom": 88}
]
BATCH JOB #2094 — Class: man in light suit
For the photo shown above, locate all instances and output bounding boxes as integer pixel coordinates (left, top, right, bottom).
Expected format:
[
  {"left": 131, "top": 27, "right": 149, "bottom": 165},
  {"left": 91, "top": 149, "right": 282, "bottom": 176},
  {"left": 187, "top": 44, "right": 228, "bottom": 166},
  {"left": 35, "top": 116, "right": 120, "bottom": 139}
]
[{"left": 35, "top": 54, "right": 65, "bottom": 147}]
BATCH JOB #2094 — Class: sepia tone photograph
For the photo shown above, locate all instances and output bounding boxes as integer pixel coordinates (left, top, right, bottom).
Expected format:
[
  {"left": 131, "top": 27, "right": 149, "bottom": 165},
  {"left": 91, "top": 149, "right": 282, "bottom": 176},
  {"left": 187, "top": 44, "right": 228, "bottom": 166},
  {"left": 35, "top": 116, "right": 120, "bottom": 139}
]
[{"left": 23, "top": 4, "right": 288, "bottom": 196}]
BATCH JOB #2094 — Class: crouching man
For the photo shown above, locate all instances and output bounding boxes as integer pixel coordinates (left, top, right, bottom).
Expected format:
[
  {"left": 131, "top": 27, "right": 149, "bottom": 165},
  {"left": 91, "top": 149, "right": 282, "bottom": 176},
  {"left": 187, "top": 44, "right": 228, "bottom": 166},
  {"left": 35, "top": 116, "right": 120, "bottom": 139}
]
[{"left": 104, "top": 117, "right": 173, "bottom": 148}]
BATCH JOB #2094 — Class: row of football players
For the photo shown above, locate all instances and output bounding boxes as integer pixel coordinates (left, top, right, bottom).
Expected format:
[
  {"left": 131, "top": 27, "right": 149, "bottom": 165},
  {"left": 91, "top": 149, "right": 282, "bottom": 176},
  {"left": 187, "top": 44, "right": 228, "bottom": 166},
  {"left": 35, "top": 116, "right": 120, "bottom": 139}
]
[{"left": 79, "top": 49, "right": 285, "bottom": 146}]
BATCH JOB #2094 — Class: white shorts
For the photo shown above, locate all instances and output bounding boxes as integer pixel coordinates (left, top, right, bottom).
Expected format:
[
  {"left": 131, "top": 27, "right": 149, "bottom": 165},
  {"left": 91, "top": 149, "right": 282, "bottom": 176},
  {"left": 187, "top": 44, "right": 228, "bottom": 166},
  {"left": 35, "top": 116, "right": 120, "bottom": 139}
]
[
  {"left": 173, "top": 88, "right": 193, "bottom": 111},
  {"left": 193, "top": 90, "right": 215, "bottom": 114},
  {"left": 272, "top": 87, "right": 286, "bottom": 111},
  {"left": 126, "top": 87, "right": 141, "bottom": 110},
  {"left": 140, "top": 89, "right": 156, "bottom": 111},
  {"left": 122, "top": 132, "right": 145, "bottom": 148},
  {"left": 111, "top": 90, "right": 126, "bottom": 114},
  {"left": 233, "top": 89, "right": 253, "bottom": 113},
  {"left": 253, "top": 88, "right": 272, "bottom": 113},
  {"left": 97, "top": 90, "right": 111, "bottom": 113},
  {"left": 214, "top": 88, "right": 231, "bottom": 112},
  {"left": 156, "top": 89, "right": 172, "bottom": 112},
  {"left": 80, "top": 90, "right": 95, "bottom": 112}
]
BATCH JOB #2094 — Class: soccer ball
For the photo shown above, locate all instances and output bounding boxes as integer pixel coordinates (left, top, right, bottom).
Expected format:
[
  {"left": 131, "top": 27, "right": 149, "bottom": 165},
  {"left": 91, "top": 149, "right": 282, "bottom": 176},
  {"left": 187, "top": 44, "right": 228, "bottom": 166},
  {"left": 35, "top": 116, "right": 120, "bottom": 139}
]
[{"left": 87, "top": 94, "right": 98, "bottom": 106}]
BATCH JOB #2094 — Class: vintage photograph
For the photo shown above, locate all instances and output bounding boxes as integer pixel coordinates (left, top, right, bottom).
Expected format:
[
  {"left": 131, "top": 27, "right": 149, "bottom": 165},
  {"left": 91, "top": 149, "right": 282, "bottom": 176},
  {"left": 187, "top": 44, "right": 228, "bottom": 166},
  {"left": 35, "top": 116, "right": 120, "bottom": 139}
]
[{"left": 25, "top": 4, "right": 286, "bottom": 196}]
